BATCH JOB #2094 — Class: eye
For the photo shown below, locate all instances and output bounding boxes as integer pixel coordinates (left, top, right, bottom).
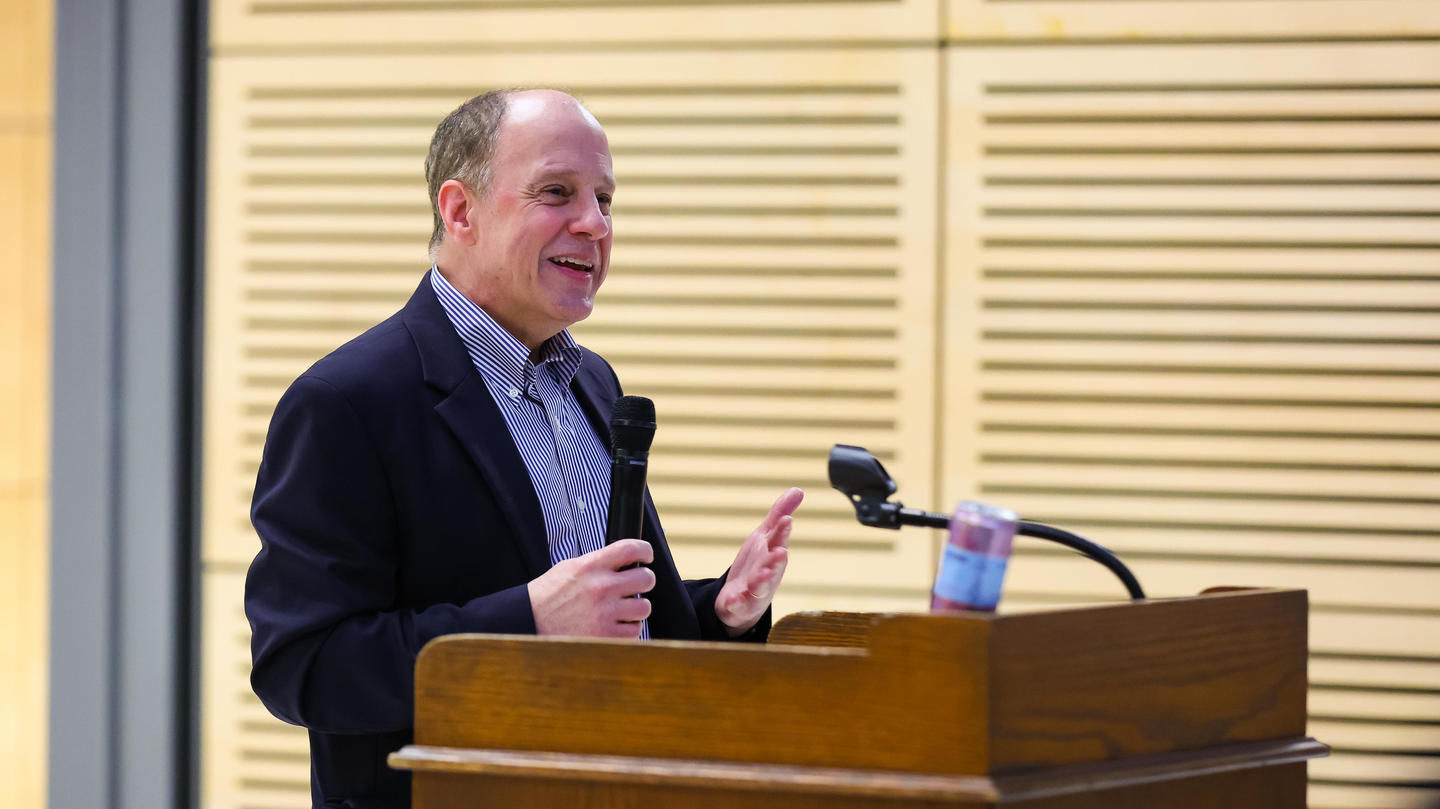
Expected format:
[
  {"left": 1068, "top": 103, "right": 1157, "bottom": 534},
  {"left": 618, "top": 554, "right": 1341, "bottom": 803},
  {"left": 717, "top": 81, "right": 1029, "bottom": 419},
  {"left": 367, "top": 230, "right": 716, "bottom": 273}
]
[
  {"left": 597, "top": 193, "right": 613, "bottom": 211},
  {"left": 542, "top": 185, "right": 569, "bottom": 200}
]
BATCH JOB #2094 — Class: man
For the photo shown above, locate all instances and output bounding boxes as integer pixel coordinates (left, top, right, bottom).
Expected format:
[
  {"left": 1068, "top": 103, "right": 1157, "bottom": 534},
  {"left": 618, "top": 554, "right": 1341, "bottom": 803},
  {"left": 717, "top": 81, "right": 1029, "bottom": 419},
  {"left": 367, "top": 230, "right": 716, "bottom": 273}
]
[{"left": 245, "top": 88, "right": 804, "bottom": 809}]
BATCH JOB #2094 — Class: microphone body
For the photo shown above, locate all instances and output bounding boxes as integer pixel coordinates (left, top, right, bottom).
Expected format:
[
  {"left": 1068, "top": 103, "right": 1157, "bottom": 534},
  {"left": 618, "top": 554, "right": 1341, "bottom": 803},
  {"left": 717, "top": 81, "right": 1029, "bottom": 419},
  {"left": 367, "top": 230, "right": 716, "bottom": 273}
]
[
  {"left": 605, "top": 446, "right": 649, "bottom": 546},
  {"left": 605, "top": 396, "right": 656, "bottom": 547}
]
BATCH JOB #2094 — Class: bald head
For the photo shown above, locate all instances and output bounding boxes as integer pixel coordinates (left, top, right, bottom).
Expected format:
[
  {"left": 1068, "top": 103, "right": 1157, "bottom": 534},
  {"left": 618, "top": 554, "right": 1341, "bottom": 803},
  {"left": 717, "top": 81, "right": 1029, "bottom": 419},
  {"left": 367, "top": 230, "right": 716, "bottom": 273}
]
[{"left": 504, "top": 89, "right": 604, "bottom": 133}]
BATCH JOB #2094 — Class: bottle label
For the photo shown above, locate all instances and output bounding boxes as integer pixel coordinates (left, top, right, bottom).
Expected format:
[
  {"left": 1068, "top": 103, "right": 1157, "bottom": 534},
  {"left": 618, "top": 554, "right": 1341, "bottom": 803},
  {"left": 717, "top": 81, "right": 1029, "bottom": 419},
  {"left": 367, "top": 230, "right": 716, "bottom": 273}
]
[{"left": 932, "top": 544, "right": 1008, "bottom": 611}]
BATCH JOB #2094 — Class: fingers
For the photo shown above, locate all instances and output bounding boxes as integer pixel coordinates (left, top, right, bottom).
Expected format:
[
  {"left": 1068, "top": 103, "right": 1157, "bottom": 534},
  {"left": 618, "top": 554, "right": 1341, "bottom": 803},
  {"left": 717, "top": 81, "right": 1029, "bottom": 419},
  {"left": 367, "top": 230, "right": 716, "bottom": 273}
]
[
  {"left": 766, "top": 514, "right": 794, "bottom": 551},
  {"left": 771, "top": 487, "right": 805, "bottom": 520},
  {"left": 761, "top": 545, "right": 789, "bottom": 579},
  {"left": 612, "top": 596, "right": 652, "bottom": 625},
  {"left": 603, "top": 587, "right": 652, "bottom": 639},
  {"left": 755, "top": 487, "right": 805, "bottom": 535},
  {"left": 742, "top": 546, "right": 789, "bottom": 598},
  {"left": 531, "top": 541, "right": 657, "bottom": 637},
  {"left": 593, "top": 538, "right": 654, "bottom": 569},
  {"left": 609, "top": 565, "right": 656, "bottom": 599}
]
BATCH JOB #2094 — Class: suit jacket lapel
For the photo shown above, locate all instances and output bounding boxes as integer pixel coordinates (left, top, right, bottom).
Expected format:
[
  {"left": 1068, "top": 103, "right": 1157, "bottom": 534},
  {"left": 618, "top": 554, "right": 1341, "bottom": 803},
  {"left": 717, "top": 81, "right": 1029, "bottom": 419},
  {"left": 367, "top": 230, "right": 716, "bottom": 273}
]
[{"left": 400, "top": 277, "right": 550, "bottom": 579}]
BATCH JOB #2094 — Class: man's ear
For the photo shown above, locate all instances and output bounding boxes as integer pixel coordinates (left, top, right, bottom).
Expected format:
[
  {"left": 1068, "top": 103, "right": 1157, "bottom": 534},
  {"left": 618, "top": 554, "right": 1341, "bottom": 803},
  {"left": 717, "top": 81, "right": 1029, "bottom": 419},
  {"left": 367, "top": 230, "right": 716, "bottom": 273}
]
[{"left": 436, "top": 179, "right": 478, "bottom": 245}]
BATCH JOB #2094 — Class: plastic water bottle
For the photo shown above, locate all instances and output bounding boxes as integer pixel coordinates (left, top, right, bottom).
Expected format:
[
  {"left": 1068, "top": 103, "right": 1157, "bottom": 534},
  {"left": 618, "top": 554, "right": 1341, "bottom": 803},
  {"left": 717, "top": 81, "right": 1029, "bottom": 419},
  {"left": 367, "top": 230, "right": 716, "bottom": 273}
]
[{"left": 930, "top": 501, "right": 1019, "bottom": 612}]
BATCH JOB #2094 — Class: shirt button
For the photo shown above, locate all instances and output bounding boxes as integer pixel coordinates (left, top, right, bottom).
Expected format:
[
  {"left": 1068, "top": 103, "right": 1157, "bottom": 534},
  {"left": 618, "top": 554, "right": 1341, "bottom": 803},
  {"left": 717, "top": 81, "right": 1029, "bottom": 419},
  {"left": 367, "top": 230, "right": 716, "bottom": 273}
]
[
  {"left": 507, "top": 385, "right": 520, "bottom": 399},
  {"left": 576, "top": 499, "right": 586, "bottom": 511}
]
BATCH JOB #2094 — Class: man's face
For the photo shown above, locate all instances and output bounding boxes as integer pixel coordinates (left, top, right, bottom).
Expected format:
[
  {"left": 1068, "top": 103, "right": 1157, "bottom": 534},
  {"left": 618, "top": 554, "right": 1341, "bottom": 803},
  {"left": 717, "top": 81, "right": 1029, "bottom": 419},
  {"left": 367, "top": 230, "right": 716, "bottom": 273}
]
[{"left": 456, "top": 92, "right": 615, "bottom": 349}]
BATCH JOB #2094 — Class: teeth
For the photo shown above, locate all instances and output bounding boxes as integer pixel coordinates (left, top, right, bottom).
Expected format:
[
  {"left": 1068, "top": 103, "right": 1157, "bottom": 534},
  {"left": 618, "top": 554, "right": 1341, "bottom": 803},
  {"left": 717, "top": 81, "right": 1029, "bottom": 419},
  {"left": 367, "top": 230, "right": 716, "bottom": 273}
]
[{"left": 551, "top": 257, "right": 593, "bottom": 271}]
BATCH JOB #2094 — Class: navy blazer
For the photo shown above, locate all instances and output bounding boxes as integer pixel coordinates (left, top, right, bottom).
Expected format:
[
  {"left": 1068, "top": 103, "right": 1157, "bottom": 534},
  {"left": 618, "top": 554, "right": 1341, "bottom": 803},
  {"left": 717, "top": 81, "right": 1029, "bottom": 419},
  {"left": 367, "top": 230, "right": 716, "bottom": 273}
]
[{"left": 246, "top": 275, "right": 765, "bottom": 808}]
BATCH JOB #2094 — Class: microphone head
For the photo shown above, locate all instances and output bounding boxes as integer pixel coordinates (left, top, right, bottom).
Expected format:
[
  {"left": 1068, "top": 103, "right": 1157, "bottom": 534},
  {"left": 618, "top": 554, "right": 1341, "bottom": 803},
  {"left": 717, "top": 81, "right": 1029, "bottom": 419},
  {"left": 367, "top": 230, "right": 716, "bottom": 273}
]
[{"left": 610, "top": 395, "right": 656, "bottom": 454}]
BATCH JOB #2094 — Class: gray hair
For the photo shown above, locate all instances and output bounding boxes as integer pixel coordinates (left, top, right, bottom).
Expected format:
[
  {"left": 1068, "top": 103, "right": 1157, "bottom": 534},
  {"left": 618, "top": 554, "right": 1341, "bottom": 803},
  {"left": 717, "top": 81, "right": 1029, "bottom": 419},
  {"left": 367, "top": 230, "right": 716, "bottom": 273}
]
[{"left": 424, "top": 89, "right": 517, "bottom": 255}]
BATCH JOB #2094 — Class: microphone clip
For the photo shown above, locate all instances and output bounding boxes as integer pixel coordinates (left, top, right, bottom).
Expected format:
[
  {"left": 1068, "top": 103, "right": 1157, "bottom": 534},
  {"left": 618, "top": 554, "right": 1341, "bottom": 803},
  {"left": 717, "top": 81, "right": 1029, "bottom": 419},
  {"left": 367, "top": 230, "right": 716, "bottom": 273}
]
[{"left": 828, "top": 444, "right": 912, "bottom": 530}]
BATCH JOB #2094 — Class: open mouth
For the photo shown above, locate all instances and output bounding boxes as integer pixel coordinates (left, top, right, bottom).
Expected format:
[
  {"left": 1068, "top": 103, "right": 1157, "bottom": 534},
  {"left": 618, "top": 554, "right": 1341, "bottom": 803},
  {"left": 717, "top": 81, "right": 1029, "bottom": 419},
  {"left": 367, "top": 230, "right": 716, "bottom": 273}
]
[{"left": 548, "top": 256, "right": 594, "bottom": 273}]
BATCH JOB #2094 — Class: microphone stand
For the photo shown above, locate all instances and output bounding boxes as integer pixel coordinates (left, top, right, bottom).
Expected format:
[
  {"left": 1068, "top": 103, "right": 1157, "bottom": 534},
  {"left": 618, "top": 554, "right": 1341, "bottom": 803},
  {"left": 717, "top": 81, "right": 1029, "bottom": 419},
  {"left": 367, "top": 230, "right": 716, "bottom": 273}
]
[
  {"left": 829, "top": 443, "right": 1146, "bottom": 601},
  {"left": 888, "top": 507, "right": 1146, "bottom": 601}
]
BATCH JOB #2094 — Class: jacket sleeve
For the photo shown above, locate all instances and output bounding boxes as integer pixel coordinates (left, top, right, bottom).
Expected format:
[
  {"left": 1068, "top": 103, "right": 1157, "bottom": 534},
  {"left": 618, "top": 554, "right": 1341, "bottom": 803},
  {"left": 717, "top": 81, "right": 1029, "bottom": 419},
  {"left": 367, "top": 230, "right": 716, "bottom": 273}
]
[{"left": 245, "top": 374, "right": 535, "bottom": 735}]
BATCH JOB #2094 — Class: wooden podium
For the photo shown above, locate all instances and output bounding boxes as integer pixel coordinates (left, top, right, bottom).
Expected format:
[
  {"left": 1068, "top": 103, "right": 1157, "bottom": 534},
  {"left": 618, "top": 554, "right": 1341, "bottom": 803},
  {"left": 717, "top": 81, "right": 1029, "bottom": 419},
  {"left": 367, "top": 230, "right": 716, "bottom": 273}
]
[{"left": 389, "top": 588, "right": 1326, "bottom": 808}]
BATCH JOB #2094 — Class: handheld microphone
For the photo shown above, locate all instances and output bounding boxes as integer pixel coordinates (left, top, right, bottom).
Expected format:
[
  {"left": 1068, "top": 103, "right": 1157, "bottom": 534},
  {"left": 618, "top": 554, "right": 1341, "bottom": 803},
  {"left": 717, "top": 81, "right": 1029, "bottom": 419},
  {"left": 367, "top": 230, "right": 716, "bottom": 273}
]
[{"left": 605, "top": 395, "right": 656, "bottom": 547}]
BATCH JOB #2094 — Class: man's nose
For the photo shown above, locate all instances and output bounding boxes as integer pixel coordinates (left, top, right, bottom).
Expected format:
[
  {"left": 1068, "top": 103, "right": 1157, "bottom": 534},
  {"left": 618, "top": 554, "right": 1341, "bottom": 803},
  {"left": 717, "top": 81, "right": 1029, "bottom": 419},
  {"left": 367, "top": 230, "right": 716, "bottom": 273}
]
[{"left": 570, "top": 196, "right": 610, "bottom": 240}]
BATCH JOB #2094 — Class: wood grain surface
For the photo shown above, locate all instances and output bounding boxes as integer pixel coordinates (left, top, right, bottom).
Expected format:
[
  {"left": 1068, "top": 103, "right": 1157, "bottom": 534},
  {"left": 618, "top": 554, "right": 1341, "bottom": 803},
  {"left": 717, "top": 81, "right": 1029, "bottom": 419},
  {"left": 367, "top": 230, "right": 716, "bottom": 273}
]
[
  {"left": 393, "top": 746, "right": 997, "bottom": 800},
  {"left": 988, "top": 588, "right": 1309, "bottom": 769},
  {"left": 769, "top": 611, "right": 891, "bottom": 649},
  {"left": 394, "top": 738, "right": 1322, "bottom": 808},
  {"left": 413, "top": 771, "right": 974, "bottom": 809}
]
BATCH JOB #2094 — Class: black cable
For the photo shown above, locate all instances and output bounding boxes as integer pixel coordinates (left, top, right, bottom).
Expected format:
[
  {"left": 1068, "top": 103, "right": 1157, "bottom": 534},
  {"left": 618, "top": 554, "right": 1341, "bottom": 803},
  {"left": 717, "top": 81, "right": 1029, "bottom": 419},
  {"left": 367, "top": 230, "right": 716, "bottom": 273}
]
[
  {"left": 1017, "top": 521, "right": 1147, "bottom": 601},
  {"left": 898, "top": 507, "right": 951, "bottom": 529}
]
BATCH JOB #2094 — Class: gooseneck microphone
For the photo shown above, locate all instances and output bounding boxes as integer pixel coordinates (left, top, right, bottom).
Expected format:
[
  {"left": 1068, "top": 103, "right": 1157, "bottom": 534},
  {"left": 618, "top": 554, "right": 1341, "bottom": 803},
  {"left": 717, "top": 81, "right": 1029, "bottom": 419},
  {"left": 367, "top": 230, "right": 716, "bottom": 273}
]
[{"left": 604, "top": 395, "right": 656, "bottom": 547}]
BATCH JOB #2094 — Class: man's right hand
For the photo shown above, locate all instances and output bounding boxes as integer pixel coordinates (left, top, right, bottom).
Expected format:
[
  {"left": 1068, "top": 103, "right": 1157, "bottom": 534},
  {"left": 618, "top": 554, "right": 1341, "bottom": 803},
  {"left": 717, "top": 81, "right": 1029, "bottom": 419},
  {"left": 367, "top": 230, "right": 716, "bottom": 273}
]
[{"left": 527, "top": 539, "right": 655, "bottom": 637}]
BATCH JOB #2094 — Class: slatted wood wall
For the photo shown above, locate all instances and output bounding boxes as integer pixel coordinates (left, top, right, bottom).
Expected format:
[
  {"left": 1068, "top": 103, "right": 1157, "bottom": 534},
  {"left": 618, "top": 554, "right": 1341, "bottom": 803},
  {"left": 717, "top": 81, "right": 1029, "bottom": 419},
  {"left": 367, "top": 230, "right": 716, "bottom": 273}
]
[
  {"left": 203, "top": 2, "right": 1440, "bottom": 807},
  {"left": 0, "top": 0, "right": 51, "bottom": 806},
  {"left": 945, "top": 39, "right": 1440, "bottom": 808}
]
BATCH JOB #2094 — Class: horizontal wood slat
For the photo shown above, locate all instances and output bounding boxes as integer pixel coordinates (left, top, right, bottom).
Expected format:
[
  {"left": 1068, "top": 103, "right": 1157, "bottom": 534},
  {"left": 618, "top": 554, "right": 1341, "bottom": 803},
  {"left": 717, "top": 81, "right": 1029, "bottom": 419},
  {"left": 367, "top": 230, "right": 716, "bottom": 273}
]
[
  {"left": 946, "top": 0, "right": 1440, "bottom": 40},
  {"left": 213, "top": 0, "right": 939, "bottom": 49}
]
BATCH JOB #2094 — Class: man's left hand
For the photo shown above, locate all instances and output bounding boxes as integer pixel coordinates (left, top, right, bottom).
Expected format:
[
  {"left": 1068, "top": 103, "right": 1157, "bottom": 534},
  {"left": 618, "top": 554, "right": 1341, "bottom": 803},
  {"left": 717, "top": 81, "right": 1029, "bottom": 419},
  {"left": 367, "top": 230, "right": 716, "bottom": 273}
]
[{"left": 714, "top": 487, "right": 805, "bottom": 636}]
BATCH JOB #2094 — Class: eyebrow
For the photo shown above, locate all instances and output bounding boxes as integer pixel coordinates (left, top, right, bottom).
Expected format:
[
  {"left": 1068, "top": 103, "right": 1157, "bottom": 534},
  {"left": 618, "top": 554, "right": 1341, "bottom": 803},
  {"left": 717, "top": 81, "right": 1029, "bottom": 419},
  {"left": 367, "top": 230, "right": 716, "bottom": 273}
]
[{"left": 535, "top": 165, "right": 616, "bottom": 192}]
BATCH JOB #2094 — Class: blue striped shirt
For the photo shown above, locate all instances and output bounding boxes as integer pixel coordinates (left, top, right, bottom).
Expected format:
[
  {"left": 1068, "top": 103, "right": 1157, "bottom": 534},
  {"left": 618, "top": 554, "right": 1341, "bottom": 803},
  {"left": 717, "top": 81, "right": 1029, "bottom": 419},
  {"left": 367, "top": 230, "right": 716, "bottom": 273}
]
[{"left": 430, "top": 267, "right": 648, "bottom": 638}]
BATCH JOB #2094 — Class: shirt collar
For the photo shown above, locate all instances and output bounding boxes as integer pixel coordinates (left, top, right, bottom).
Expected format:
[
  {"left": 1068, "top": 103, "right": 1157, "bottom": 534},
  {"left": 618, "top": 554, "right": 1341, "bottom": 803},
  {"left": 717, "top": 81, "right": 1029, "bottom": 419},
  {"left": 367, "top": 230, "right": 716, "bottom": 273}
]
[{"left": 429, "top": 265, "right": 585, "bottom": 392}]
